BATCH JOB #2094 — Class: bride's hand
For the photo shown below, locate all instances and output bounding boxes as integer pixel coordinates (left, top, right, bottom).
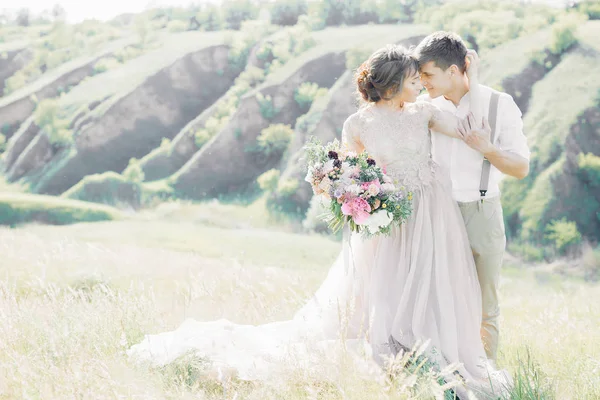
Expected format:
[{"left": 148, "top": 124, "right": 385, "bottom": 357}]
[
  {"left": 458, "top": 112, "right": 495, "bottom": 155},
  {"left": 465, "top": 49, "right": 479, "bottom": 82}
]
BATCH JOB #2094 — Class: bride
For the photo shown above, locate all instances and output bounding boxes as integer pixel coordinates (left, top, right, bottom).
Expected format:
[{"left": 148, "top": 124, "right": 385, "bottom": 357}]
[{"left": 128, "top": 45, "right": 510, "bottom": 398}]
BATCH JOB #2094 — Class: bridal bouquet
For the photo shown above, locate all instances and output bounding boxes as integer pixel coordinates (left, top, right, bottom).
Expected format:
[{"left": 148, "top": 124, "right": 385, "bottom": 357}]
[{"left": 304, "top": 137, "right": 413, "bottom": 237}]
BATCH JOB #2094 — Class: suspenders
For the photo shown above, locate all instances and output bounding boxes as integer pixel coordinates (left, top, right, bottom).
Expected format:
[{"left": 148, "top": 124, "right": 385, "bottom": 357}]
[{"left": 479, "top": 91, "right": 500, "bottom": 202}]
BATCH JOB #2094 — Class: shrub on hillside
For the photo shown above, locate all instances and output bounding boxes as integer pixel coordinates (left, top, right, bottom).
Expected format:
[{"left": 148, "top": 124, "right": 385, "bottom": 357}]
[
  {"left": 256, "top": 124, "right": 293, "bottom": 156},
  {"left": 507, "top": 241, "right": 546, "bottom": 262},
  {"left": 257, "top": 25, "right": 316, "bottom": 74},
  {"left": 34, "top": 99, "right": 72, "bottom": 146},
  {"left": 545, "top": 218, "right": 582, "bottom": 255},
  {"left": 196, "top": 5, "right": 223, "bottom": 31},
  {"left": 582, "top": 244, "right": 600, "bottom": 282},
  {"left": 302, "top": 195, "right": 331, "bottom": 234},
  {"left": 222, "top": 0, "right": 259, "bottom": 30},
  {"left": 257, "top": 169, "right": 280, "bottom": 192},
  {"left": 167, "top": 20, "right": 188, "bottom": 32},
  {"left": 550, "top": 14, "right": 580, "bottom": 55},
  {"left": 578, "top": 152, "right": 600, "bottom": 185},
  {"left": 93, "top": 56, "right": 120, "bottom": 74},
  {"left": 313, "top": 0, "right": 380, "bottom": 26},
  {"left": 123, "top": 158, "right": 145, "bottom": 183},
  {"left": 3, "top": 70, "right": 27, "bottom": 94},
  {"left": 346, "top": 46, "right": 372, "bottom": 71},
  {"left": 227, "top": 20, "right": 275, "bottom": 71},
  {"left": 270, "top": 0, "right": 308, "bottom": 26},
  {"left": 63, "top": 172, "right": 142, "bottom": 209},
  {"left": 294, "top": 82, "right": 327, "bottom": 112},
  {"left": 256, "top": 93, "right": 279, "bottom": 120},
  {"left": 576, "top": 0, "right": 600, "bottom": 20},
  {"left": 0, "top": 193, "right": 120, "bottom": 226},
  {"left": 266, "top": 178, "right": 302, "bottom": 216}
]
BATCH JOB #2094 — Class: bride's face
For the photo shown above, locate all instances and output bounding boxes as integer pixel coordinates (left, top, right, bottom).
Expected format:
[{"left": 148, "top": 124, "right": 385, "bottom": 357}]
[{"left": 398, "top": 71, "right": 423, "bottom": 103}]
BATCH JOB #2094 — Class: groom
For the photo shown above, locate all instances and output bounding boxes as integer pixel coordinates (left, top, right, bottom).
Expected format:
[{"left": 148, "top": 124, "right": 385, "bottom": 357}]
[{"left": 415, "top": 32, "right": 530, "bottom": 365}]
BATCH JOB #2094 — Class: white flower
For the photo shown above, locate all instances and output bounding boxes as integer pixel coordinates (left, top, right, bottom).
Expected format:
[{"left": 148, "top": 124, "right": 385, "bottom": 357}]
[
  {"left": 367, "top": 183, "right": 380, "bottom": 196},
  {"left": 346, "top": 184, "right": 361, "bottom": 196},
  {"left": 318, "top": 176, "right": 332, "bottom": 193},
  {"left": 304, "top": 167, "right": 314, "bottom": 183},
  {"left": 382, "top": 175, "right": 393, "bottom": 184},
  {"left": 361, "top": 210, "right": 393, "bottom": 234},
  {"left": 381, "top": 183, "right": 396, "bottom": 193},
  {"left": 323, "top": 160, "right": 335, "bottom": 174}
]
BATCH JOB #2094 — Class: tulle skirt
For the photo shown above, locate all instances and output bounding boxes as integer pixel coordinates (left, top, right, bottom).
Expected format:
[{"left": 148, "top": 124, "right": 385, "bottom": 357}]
[{"left": 128, "top": 179, "right": 510, "bottom": 398}]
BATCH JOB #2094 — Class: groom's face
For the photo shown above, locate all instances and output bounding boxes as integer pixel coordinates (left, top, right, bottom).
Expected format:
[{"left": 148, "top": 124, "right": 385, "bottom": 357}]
[{"left": 419, "top": 61, "right": 453, "bottom": 99}]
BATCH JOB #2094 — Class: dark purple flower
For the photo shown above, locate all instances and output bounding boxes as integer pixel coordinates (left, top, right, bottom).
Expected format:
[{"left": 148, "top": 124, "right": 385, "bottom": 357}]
[
  {"left": 333, "top": 159, "right": 342, "bottom": 168},
  {"left": 367, "top": 158, "right": 376, "bottom": 166},
  {"left": 328, "top": 151, "right": 339, "bottom": 160}
]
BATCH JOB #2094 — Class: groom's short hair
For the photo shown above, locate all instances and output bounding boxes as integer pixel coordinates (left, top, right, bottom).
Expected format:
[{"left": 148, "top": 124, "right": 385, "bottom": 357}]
[{"left": 415, "top": 31, "right": 468, "bottom": 73}]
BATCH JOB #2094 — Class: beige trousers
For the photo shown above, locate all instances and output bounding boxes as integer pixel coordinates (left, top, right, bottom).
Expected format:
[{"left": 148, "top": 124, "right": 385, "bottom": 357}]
[{"left": 458, "top": 196, "right": 506, "bottom": 361}]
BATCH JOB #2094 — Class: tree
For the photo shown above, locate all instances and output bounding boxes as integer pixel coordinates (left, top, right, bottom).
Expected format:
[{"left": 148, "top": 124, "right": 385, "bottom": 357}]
[
  {"left": 16, "top": 8, "right": 30, "bottom": 27},
  {"left": 222, "top": 0, "right": 259, "bottom": 30},
  {"left": 270, "top": 0, "right": 308, "bottom": 26},
  {"left": 52, "top": 4, "right": 67, "bottom": 22}
]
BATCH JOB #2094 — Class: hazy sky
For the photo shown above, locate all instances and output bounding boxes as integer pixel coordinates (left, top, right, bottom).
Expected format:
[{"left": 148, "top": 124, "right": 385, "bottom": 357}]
[
  {"left": 1, "top": 0, "right": 206, "bottom": 23},
  {"left": 1, "top": 0, "right": 569, "bottom": 23}
]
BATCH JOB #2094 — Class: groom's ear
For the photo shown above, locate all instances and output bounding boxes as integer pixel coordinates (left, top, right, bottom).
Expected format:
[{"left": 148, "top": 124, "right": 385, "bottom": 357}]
[{"left": 447, "top": 64, "right": 461, "bottom": 77}]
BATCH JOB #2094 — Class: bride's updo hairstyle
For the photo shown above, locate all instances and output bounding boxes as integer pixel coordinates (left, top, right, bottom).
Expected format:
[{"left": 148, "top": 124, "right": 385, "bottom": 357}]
[{"left": 356, "top": 44, "right": 419, "bottom": 103}]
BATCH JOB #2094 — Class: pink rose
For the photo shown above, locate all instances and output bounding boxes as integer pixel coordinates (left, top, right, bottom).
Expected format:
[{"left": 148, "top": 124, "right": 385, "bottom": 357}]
[
  {"left": 341, "top": 197, "right": 371, "bottom": 225},
  {"left": 361, "top": 179, "right": 381, "bottom": 191}
]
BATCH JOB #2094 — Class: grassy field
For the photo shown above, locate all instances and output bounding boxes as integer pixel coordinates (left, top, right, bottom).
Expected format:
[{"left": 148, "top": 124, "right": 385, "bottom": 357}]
[{"left": 0, "top": 201, "right": 598, "bottom": 399}]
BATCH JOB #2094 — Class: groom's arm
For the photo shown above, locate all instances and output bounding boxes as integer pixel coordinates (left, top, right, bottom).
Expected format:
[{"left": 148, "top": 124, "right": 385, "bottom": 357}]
[{"left": 462, "top": 95, "right": 530, "bottom": 180}]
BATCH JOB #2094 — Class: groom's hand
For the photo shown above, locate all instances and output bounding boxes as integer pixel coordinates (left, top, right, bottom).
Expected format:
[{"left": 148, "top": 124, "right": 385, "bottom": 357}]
[{"left": 458, "top": 113, "right": 496, "bottom": 155}]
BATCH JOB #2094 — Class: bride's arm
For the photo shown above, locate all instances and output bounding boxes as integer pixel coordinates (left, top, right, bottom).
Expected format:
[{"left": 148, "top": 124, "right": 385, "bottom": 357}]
[
  {"left": 427, "top": 50, "right": 483, "bottom": 139},
  {"left": 342, "top": 113, "right": 365, "bottom": 153}
]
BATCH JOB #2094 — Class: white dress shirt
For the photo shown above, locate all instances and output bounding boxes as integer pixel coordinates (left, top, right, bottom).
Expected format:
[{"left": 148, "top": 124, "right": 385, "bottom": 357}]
[{"left": 419, "top": 85, "right": 530, "bottom": 203}]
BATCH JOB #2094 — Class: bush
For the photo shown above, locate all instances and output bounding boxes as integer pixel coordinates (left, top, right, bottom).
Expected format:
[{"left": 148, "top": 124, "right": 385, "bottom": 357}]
[
  {"left": 134, "top": 14, "right": 150, "bottom": 44},
  {"left": 3, "top": 70, "right": 27, "bottom": 94},
  {"left": 222, "top": 0, "right": 259, "bottom": 30},
  {"left": 227, "top": 20, "right": 274, "bottom": 70},
  {"left": 257, "top": 169, "right": 280, "bottom": 192},
  {"left": 545, "top": 218, "right": 582, "bottom": 255},
  {"left": 194, "top": 129, "right": 212, "bottom": 149},
  {"left": 256, "top": 93, "right": 279, "bottom": 120},
  {"left": 257, "top": 25, "right": 316, "bottom": 73},
  {"left": 196, "top": 5, "right": 223, "bottom": 31},
  {"left": 113, "top": 45, "right": 143, "bottom": 63},
  {"left": 313, "top": 0, "right": 381, "bottom": 26},
  {"left": 0, "top": 133, "right": 6, "bottom": 153},
  {"left": 302, "top": 195, "right": 331, "bottom": 234},
  {"left": 270, "top": 0, "right": 308, "bottom": 26},
  {"left": 345, "top": 46, "right": 372, "bottom": 71},
  {"left": 372, "top": 0, "right": 412, "bottom": 23},
  {"left": 550, "top": 14, "right": 580, "bottom": 55},
  {"left": 266, "top": 178, "right": 302, "bottom": 216},
  {"left": 508, "top": 241, "right": 546, "bottom": 262},
  {"left": 167, "top": 20, "right": 188, "bottom": 32},
  {"left": 581, "top": 244, "right": 600, "bottom": 282},
  {"left": 0, "top": 193, "right": 120, "bottom": 226},
  {"left": 93, "top": 56, "right": 120, "bottom": 74},
  {"left": 123, "top": 158, "right": 145, "bottom": 183},
  {"left": 578, "top": 152, "right": 600, "bottom": 185},
  {"left": 34, "top": 99, "right": 72, "bottom": 146},
  {"left": 577, "top": 0, "right": 600, "bottom": 20},
  {"left": 294, "top": 82, "right": 327, "bottom": 111},
  {"left": 257, "top": 124, "right": 293, "bottom": 156},
  {"left": 63, "top": 172, "right": 142, "bottom": 209}
]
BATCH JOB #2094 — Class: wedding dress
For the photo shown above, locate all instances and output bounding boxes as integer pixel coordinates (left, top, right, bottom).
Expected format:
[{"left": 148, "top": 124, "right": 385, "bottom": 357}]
[{"left": 128, "top": 102, "right": 510, "bottom": 398}]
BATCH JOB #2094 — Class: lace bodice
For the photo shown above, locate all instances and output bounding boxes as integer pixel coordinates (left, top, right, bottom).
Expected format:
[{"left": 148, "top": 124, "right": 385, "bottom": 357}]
[{"left": 342, "top": 102, "right": 445, "bottom": 191}]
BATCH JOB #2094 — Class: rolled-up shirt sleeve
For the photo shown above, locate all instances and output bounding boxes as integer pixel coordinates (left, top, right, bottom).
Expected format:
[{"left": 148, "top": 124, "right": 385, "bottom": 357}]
[{"left": 497, "top": 94, "right": 531, "bottom": 160}]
